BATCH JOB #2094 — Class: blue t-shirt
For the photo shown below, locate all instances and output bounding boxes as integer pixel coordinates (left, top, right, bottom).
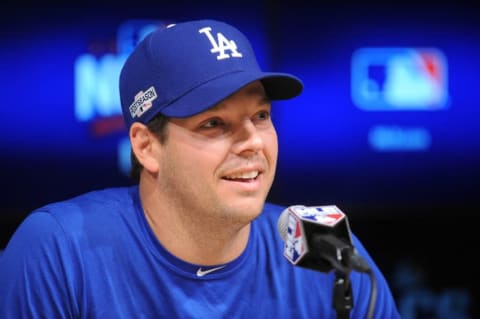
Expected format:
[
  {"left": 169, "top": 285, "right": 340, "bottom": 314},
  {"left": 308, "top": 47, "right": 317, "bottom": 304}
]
[{"left": 0, "top": 186, "right": 400, "bottom": 318}]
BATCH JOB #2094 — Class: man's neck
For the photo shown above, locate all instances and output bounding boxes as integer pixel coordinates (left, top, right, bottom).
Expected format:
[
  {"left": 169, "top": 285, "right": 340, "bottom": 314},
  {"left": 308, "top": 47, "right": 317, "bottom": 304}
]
[{"left": 139, "top": 182, "right": 251, "bottom": 266}]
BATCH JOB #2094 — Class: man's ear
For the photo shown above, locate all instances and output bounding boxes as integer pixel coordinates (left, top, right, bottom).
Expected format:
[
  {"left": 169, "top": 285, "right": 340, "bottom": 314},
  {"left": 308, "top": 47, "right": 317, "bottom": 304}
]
[{"left": 129, "top": 122, "right": 160, "bottom": 174}]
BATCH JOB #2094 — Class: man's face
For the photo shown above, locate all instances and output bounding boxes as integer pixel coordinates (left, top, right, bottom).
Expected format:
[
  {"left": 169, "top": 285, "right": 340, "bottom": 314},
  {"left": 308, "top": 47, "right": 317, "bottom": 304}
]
[{"left": 157, "top": 81, "right": 278, "bottom": 225}]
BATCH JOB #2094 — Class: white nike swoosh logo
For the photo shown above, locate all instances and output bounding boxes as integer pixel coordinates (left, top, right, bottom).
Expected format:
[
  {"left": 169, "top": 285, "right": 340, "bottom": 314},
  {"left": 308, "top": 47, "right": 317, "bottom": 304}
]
[{"left": 196, "top": 266, "right": 226, "bottom": 277}]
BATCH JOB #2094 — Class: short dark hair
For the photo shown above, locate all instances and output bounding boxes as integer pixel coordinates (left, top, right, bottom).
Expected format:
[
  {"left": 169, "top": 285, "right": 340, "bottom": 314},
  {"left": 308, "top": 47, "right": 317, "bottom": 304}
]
[{"left": 129, "top": 113, "right": 170, "bottom": 183}]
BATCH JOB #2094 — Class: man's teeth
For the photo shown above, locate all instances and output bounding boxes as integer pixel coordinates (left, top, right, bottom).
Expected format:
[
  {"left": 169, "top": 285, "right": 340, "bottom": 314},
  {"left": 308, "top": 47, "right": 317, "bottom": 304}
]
[{"left": 225, "top": 171, "right": 259, "bottom": 180}]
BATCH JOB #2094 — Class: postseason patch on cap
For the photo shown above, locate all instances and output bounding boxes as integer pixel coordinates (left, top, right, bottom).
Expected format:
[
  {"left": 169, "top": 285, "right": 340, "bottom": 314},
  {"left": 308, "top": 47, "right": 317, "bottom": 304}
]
[{"left": 129, "top": 86, "right": 158, "bottom": 119}]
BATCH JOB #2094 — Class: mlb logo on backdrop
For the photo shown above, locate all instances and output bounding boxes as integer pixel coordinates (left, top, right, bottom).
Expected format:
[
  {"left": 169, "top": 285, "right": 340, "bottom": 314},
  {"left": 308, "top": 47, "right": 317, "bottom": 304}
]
[{"left": 351, "top": 47, "right": 449, "bottom": 111}]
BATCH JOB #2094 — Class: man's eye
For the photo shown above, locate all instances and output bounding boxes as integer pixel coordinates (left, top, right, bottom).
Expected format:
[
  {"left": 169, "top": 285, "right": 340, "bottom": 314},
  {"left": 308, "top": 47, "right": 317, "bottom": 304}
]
[
  {"left": 255, "top": 110, "right": 270, "bottom": 121},
  {"left": 202, "top": 118, "right": 224, "bottom": 128}
]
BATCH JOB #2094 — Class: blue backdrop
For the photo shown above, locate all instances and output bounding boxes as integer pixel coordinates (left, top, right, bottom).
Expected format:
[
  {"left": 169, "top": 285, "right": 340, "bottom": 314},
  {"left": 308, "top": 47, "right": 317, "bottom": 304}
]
[{"left": 1, "top": 1, "right": 478, "bottom": 318}]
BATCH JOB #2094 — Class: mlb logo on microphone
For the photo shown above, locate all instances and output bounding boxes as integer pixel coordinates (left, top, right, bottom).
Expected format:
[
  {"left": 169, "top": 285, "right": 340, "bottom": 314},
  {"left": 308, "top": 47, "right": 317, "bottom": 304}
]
[
  {"left": 291, "top": 205, "right": 345, "bottom": 227},
  {"left": 284, "top": 213, "right": 308, "bottom": 264},
  {"left": 351, "top": 47, "right": 449, "bottom": 110}
]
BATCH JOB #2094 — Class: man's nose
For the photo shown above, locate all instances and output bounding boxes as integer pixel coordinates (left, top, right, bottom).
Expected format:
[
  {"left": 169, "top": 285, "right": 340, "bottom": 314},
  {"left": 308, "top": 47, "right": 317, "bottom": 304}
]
[{"left": 231, "top": 119, "right": 264, "bottom": 155}]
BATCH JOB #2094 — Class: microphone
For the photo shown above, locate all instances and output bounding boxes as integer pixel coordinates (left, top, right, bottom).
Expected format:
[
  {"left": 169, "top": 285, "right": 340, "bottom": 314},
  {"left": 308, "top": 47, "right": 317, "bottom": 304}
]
[
  {"left": 277, "top": 205, "right": 370, "bottom": 274},
  {"left": 278, "top": 205, "right": 378, "bottom": 319}
]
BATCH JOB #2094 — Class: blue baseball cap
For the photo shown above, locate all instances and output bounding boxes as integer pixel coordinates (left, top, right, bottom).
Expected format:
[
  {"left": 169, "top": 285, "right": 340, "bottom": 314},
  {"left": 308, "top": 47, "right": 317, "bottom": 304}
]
[{"left": 119, "top": 19, "right": 303, "bottom": 128}]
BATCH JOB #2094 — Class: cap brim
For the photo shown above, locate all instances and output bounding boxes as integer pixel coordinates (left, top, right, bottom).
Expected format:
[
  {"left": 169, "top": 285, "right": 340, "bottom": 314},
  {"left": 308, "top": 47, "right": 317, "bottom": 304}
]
[{"left": 159, "top": 71, "right": 303, "bottom": 118}]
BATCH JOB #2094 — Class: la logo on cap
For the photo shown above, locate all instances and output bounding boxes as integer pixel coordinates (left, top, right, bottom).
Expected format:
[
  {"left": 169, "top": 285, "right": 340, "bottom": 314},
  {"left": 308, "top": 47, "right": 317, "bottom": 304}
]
[{"left": 199, "top": 27, "right": 243, "bottom": 60}]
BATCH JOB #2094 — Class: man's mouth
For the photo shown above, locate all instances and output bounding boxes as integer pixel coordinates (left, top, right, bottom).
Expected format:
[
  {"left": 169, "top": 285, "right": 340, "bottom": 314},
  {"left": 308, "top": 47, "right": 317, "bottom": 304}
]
[{"left": 223, "top": 170, "right": 260, "bottom": 182}]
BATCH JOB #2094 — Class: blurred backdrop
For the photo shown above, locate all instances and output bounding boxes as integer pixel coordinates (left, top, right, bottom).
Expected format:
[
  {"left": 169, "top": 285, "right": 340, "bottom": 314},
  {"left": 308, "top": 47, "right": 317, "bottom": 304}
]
[{"left": 1, "top": 0, "right": 478, "bottom": 318}]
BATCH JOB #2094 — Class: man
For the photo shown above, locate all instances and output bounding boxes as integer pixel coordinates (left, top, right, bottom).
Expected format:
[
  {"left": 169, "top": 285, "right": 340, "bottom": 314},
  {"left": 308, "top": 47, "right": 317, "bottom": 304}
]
[{"left": 0, "top": 19, "right": 400, "bottom": 318}]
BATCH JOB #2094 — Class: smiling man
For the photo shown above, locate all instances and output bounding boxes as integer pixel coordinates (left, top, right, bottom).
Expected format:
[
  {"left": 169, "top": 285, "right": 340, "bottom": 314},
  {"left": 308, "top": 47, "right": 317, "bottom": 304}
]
[
  {"left": 136, "top": 81, "right": 277, "bottom": 266},
  {"left": 0, "top": 19, "right": 401, "bottom": 318}
]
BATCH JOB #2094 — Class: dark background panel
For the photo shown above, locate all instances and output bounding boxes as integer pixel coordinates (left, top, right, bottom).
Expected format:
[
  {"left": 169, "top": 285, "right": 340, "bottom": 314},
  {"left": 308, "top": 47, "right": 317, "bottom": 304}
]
[{"left": 1, "top": 1, "right": 478, "bottom": 318}]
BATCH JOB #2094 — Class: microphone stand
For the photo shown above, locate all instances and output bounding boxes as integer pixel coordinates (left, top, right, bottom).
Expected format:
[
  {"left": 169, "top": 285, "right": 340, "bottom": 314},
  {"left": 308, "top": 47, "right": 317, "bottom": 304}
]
[
  {"left": 313, "top": 234, "right": 355, "bottom": 319},
  {"left": 333, "top": 269, "right": 353, "bottom": 319}
]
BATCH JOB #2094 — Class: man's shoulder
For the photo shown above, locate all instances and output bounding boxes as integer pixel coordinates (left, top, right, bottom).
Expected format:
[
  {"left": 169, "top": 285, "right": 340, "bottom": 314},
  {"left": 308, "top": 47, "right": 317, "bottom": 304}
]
[
  {"left": 253, "top": 202, "right": 286, "bottom": 233},
  {"left": 263, "top": 202, "right": 286, "bottom": 212},
  {"left": 260, "top": 202, "right": 286, "bottom": 219},
  {"left": 31, "top": 186, "right": 137, "bottom": 225},
  {"left": 43, "top": 186, "right": 134, "bottom": 210}
]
